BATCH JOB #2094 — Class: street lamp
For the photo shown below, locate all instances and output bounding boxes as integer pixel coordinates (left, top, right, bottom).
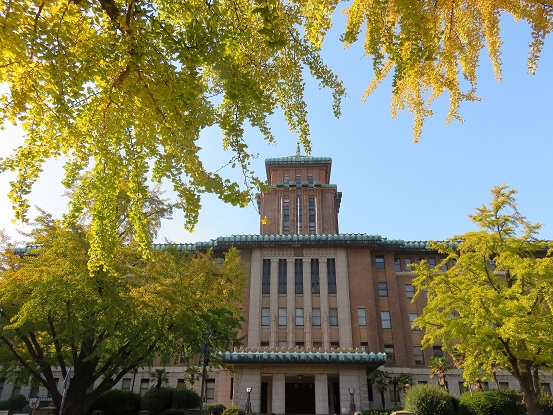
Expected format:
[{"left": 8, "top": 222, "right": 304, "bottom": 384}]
[
  {"left": 200, "top": 328, "right": 213, "bottom": 415},
  {"left": 348, "top": 388, "right": 356, "bottom": 415},
  {"left": 245, "top": 387, "right": 252, "bottom": 413}
]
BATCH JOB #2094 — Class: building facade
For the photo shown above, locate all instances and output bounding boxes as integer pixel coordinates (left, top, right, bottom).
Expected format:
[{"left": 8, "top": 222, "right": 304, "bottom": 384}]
[{"left": 2, "top": 153, "right": 551, "bottom": 412}]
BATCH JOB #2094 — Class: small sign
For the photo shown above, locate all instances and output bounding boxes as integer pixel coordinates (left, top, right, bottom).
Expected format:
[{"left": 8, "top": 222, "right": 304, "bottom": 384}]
[
  {"left": 0, "top": 410, "right": 9, "bottom": 415},
  {"left": 29, "top": 397, "right": 40, "bottom": 409}
]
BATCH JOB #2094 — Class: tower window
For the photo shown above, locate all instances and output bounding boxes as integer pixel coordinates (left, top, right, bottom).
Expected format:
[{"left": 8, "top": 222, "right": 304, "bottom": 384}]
[
  {"left": 311, "top": 259, "right": 320, "bottom": 294},
  {"left": 278, "top": 259, "right": 287, "bottom": 294},
  {"left": 295, "top": 259, "right": 303, "bottom": 294},
  {"left": 327, "top": 258, "right": 337, "bottom": 294},
  {"left": 262, "top": 259, "right": 270, "bottom": 294}
]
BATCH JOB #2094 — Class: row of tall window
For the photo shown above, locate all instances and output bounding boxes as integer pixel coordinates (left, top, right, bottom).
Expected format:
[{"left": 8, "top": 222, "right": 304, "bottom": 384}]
[
  {"left": 282, "top": 195, "right": 317, "bottom": 235},
  {"left": 283, "top": 174, "right": 314, "bottom": 185},
  {"left": 376, "top": 256, "right": 463, "bottom": 272},
  {"left": 379, "top": 310, "right": 419, "bottom": 330},
  {"left": 375, "top": 282, "right": 416, "bottom": 299},
  {"left": 262, "top": 258, "right": 337, "bottom": 295},
  {"left": 261, "top": 307, "right": 338, "bottom": 327}
]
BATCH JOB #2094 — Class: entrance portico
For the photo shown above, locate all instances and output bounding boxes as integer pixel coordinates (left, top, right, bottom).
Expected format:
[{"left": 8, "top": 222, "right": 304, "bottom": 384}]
[{"left": 222, "top": 348, "right": 386, "bottom": 415}]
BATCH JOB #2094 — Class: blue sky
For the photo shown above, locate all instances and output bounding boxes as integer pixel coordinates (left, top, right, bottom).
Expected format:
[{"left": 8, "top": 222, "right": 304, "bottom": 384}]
[{"left": 1, "top": 12, "right": 552, "bottom": 244}]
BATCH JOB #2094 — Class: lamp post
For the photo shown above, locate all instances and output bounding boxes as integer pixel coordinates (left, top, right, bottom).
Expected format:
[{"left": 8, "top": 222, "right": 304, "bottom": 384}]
[
  {"left": 200, "top": 328, "right": 213, "bottom": 415},
  {"left": 245, "top": 387, "right": 252, "bottom": 414},
  {"left": 348, "top": 388, "right": 356, "bottom": 415}
]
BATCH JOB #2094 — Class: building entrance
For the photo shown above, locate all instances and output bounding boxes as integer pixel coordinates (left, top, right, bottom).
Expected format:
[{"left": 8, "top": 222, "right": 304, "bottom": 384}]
[{"left": 285, "top": 376, "right": 315, "bottom": 414}]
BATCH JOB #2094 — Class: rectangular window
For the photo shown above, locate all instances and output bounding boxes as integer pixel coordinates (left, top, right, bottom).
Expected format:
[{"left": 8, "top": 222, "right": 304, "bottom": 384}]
[
  {"left": 360, "top": 341, "right": 369, "bottom": 347},
  {"left": 283, "top": 174, "right": 289, "bottom": 184},
  {"left": 405, "top": 283, "right": 415, "bottom": 299},
  {"left": 330, "top": 341, "right": 340, "bottom": 348},
  {"left": 329, "top": 308, "right": 338, "bottom": 326},
  {"left": 309, "top": 197, "right": 316, "bottom": 234},
  {"left": 311, "top": 259, "right": 320, "bottom": 294},
  {"left": 312, "top": 308, "right": 321, "bottom": 326},
  {"left": 307, "top": 175, "right": 313, "bottom": 184},
  {"left": 260, "top": 341, "right": 269, "bottom": 347},
  {"left": 384, "top": 344, "right": 395, "bottom": 363},
  {"left": 140, "top": 379, "right": 150, "bottom": 395},
  {"left": 295, "top": 175, "right": 301, "bottom": 185},
  {"left": 295, "top": 342, "right": 305, "bottom": 348},
  {"left": 459, "top": 381, "right": 470, "bottom": 393},
  {"left": 378, "top": 281, "right": 388, "bottom": 297},
  {"left": 375, "top": 256, "right": 385, "bottom": 270},
  {"left": 295, "top": 259, "right": 303, "bottom": 294},
  {"left": 441, "top": 261, "right": 448, "bottom": 272},
  {"left": 278, "top": 308, "right": 287, "bottom": 326},
  {"left": 262, "top": 259, "right": 270, "bottom": 294},
  {"left": 358, "top": 308, "right": 367, "bottom": 326},
  {"left": 488, "top": 260, "right": 496, "bottom": 271},
  {"left": 206, "top": 379, "right": 215, "bottom": 401},
  {"left": 498, "top": 382, "right": 509, "bottom": 390},
  {"left": 394, "top": 258, "right": 402, "bottom": 272},
  {"left": 405, "top": 258, "right": 413, "bottom": 271},
  {"left": 413, "top": 346, "right": 425, "bottom": 365},
  {"left": 30, "top": 384, "right": 39, "bottom": 397},
  {"left": 278, "top": 259, "right": 287, "bottom": 294},
  {"left": 542, "top": 383, "right": 552, "bottom": 395},
  {"left": 327, "top": 258, "right": 337, "bottom": 294},
  {"left": 409, "top": 313, "right": 419, "bottom": 330},
  {"left": 428, "top": 258, "right": 436, "bottom": 268},
  {"left": 381, "top": 311, "right": 391, "bottom": 329},
  {"left": 261, "top": 308, "right": 270, "bottom": 326},
  {"left": 433, "top": 346, "right": 443, "bottom": 357},
  {"left": 313, "top": 342, "right": 322, "bottom": 348},
  {"left": 121, "top": 378, "right": 132, "bottom": 391},
  {"left": 297, "top": 197, "right": 303, "bottom": 234},
  {"left": 295, "top": 308, "right": 304, "bottom": 326},
  {"left": 283, "top": 198, "right": 290, "bottom": 234}
]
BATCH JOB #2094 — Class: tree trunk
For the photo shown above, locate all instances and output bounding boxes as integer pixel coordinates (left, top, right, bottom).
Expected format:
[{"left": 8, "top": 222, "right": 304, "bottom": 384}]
[
  {"left": 517, "top": 368, "right": 543, "bottom": 415},
  {"left": 58, "top": 377, "right": 98, "bottom": 415},
  {"left": 380, "top": 391, "right": 385, "bottom": 409}
]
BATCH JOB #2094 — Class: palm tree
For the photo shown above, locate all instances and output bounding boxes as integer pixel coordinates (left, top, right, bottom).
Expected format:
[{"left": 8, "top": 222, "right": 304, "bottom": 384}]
[
  {"left": 370, "top": 370, "right": 391, "bottom": 408},
  {"left": 150, "top": 368, "right": 169, "bottom": 393},
  {"left": 429, "top": 357, "right": 450, "bottom": 391}
]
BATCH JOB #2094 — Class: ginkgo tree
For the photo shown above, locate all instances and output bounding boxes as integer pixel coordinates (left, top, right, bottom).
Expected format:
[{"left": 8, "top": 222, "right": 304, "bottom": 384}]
[
  {"left": 413, "top": 186, "right": 553, "bottom": 415},
  {"left": 1, "top": 0, "right": 551, "bottom": 269},
  {"left": 0, "top": 212, "right": 246, "bottom": 415}
]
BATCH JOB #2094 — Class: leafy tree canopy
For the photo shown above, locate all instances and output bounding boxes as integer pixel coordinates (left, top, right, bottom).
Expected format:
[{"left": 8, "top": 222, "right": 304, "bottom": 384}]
[
  {"left": 0, "top": 214, "right": 246, "bottom": 415},
  {"left": 1, "top": 0, "right": 551, "bottom": 268},
  {"left": 413, "top": 185, "right": 553, "bottom": 415}
]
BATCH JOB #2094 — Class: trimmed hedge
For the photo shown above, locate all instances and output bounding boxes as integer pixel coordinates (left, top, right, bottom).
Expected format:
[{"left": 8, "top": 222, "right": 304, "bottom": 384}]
[
  {"left": 172, "top": 388, "right": 201, "bottom": 409},
  {"left": 403, "top": 384, "right": 455, "bottom": 415},
  {"left": 140, "top": 387, "right": 175, "bottom": 415},
  {"left": 539, "top": 393, "right": 553, "bottom": 415},
  {"left": 0, "top": 400, "right": 8, "bottom": 410},
  {"left": 458, "top": 390, "right": 524, "bottom": 415},
  {"left": 8, "top": 394, "right": 29, "bottom": 411},
  {"left": 89, "top": 389, "right": 142, "bottom": 415}
]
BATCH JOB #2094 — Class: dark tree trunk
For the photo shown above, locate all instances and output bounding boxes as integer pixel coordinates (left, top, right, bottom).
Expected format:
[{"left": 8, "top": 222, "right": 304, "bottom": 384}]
[
  {"left": 517, "top": 368, "right": 543, "bottom": 415},
  {"left": 55, "top": 374, "right": 99, "bottom": 415}
]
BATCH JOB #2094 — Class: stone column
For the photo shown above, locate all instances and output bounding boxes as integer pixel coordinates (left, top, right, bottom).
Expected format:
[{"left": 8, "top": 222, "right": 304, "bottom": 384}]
[
  {"left": 339, "top": 368, "right": 361, "bottom": 415},
  {"left": 248, "top": 248, "right": 263, "bottom": 347},
  {"left": 287, "top": 258, "right": 295, "bottom": 347},
  {"left": 335, "top": 248, "right": 353, "bottom": 348},
  {"left": 270, "top": 258, "right": 279, "bottom": 347},
  {"left": 315, "top": 373, "right": 330, "bottom": 415},
  {"left": 302, "top": 259, "right": 312, "bottom": 346},
  {"left": 320, "top": 258, "right": 330, "bottom": 347},
  {"left": 272, "top": 373, "right": 286, "bottom": 415}
]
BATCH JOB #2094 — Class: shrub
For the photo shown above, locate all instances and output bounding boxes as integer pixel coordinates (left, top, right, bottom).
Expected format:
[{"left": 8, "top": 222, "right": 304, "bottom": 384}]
[
  {"left": 89, "top": 389, "right": 142, "bottom": 415},
  {"left": 204, "top": 403, "right": 226, "bottom": 415},
  {"left": 172, "top": 388, "right": 201, "bottom": 409},
  {"left": 539, "top": 393, "right": 553, "bottom": 415},
  {"left": 222, "top": 406, "right": 245, "bottom": 415},
  {"left": 140, "top": 387, "right": 175, "bottom": 415},
  {"left": 0, "top": 400, "right": 9, "bottom": 410},
  {"left": 403, "top": 384, "right": 455, "bottom": 415},
  {"left": 8, "top": 394, "right": 29, "bottom": 410},
  {"left": 458, "top": 390, "right": 523, "bottom": 415}
]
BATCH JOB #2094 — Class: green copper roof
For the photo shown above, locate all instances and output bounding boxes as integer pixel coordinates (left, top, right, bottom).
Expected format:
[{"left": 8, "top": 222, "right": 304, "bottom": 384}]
[
  {"left": 265, "top": 156, "right": 332, "bottom": 165},
  {"left": 220, "top": 348, "right": 386, "bottom": 366},
  {"left": 150, "top": 234, "right": 438, "bottom": 252}
]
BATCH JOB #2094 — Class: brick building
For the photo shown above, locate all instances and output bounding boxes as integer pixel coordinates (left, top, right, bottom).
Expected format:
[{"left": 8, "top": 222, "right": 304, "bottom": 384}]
[{"left": 2, "top": 153, "right": 550, "bottom": 411}]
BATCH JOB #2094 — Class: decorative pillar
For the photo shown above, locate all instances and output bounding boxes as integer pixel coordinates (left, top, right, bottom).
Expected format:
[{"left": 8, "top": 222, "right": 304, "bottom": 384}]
[
  {"left": 315, "top": 373, "right": 330, "bottom": 415},
  {"left": 272, "top": 374, "right": 286, "bottom": 414}
]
